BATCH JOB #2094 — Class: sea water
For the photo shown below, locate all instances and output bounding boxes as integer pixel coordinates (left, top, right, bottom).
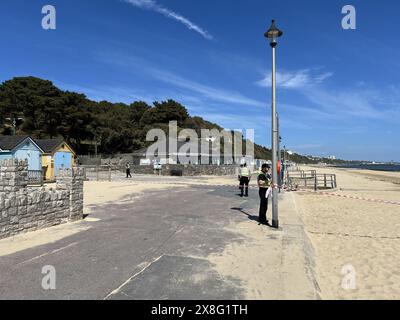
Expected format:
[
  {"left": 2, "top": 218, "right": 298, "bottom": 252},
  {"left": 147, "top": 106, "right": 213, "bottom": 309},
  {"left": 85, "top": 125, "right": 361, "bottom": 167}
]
[{"left": 333, "top": 164, "right": 400, "bottom": 172}]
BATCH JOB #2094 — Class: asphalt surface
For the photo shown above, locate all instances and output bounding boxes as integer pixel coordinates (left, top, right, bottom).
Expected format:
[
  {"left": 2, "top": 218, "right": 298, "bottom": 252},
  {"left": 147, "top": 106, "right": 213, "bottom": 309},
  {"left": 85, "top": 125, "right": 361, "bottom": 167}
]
[{"left": 0, "top": 182, "right": 267, "bottom": 300}]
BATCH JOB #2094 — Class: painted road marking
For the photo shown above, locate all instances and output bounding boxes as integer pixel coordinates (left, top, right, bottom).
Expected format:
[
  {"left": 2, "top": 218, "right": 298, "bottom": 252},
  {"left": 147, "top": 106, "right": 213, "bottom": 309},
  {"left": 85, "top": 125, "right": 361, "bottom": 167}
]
[
  {"left": 103, "top": 254, "right": 164, "bottom": 300},
  {"left": 17, "top": 241, "right": 81, "bottom": 266}
]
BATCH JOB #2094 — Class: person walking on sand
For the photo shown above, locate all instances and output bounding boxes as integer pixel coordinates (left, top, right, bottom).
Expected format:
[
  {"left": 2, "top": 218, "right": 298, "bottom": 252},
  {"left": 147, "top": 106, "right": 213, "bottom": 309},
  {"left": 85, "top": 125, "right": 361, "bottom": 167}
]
[
  {"left": 125, "top": 162, "right": 132, "bottom": 178},
  {"left": 258, "top": 163, "right": 272, "bottom": 225},
  {"left": 239, "top": 163, "right": 251, "bottom": 197}
]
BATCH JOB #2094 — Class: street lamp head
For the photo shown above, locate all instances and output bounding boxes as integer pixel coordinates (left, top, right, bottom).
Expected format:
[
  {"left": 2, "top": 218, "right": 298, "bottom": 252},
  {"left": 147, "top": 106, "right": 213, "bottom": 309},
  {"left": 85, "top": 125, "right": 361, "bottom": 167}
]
[{"left": 264, "top": 20, "right": 283, "bottom": 47}]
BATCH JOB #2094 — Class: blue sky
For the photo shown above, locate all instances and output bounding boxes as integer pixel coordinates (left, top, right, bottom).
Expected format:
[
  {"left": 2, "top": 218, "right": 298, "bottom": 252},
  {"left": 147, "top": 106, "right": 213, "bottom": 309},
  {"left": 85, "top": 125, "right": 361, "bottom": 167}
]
[{"left": 0, "top": 0, "right": 399, "bottom": 161}]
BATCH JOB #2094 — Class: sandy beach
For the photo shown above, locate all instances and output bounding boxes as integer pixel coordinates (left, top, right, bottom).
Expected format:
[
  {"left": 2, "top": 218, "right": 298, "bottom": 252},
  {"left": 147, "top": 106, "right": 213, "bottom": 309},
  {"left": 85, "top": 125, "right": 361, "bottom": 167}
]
[{"left": 293, "top": 166, "right": 400, "bottom": 299}]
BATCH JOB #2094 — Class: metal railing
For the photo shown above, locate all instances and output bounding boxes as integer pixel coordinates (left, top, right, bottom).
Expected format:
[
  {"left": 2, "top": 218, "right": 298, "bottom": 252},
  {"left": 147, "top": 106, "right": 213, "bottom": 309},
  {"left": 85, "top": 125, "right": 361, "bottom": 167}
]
[
  {"left": 286, "top": 170, "right": 337, "bottom": 191},
  {"left": 28, "top": 170, "right": 44, "bottom": 186}
]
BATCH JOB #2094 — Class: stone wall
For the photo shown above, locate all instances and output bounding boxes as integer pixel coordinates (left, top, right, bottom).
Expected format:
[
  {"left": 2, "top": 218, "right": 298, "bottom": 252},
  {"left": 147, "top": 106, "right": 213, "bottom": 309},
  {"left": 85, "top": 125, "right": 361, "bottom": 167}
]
[
  {"left": 130, "top": 164, "right": 238, "bottom": 176},
  {"left": 56, "top": 167, "right": 85, "bottom": 221},
  {"left": 0, "top": 159, "right": 84, "bottom": 240}
]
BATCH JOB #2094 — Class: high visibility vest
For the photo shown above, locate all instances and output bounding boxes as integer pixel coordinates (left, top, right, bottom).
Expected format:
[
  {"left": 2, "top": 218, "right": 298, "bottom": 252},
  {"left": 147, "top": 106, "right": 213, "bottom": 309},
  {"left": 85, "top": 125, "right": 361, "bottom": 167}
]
[
  {"left": 240, "top": 167, "right": 250, "bottom": 177},
  {"left": 260, "top": 173, "right": 272, "bottom": 187}
]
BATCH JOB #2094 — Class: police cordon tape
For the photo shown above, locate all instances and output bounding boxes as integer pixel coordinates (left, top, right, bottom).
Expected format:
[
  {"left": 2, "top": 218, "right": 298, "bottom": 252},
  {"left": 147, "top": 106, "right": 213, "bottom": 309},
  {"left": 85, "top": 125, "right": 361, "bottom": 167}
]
[
  {"left": 238, "top": 184, "right": 400, "bottom": 206},
  {"left": 295, "top": 188, "right": 400, "bottom": 206},
  {"left": 144, "top": 181, "right": 400, "bottom": 206}
]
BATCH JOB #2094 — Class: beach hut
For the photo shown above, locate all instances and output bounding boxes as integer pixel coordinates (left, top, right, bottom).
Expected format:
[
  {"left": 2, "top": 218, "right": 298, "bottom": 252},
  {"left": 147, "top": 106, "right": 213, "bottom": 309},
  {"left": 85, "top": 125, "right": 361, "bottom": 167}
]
[
  {"left": 36, "top": 139, "right": 76, "bottom": 181},
  {"left": 0, "top": 135, "right": 44, "bottom": 170}
]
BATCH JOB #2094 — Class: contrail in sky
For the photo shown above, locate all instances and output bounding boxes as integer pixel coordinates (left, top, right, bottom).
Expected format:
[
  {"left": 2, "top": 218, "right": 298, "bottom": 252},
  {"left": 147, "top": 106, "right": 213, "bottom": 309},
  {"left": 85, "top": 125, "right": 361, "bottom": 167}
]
[{"left": 123, "top": 0, "right": 213, "bottom": 40}]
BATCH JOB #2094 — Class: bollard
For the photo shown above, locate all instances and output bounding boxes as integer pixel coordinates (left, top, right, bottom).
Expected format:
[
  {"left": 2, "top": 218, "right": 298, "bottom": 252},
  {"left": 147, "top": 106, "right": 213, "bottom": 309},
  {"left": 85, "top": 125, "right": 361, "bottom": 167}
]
[{"left": 314, "top": 174, "right": 318, "bottom": 192}]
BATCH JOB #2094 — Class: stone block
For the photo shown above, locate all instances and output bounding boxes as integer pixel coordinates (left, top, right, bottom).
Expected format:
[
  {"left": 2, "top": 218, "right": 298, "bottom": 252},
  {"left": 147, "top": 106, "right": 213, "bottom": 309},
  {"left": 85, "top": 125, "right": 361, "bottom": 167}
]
[
  {"left": 10, "top": 216, "right": 19, "bottom": 224},
  {"left": 1, "top": 162, "right": 84, "bottom": 239}
]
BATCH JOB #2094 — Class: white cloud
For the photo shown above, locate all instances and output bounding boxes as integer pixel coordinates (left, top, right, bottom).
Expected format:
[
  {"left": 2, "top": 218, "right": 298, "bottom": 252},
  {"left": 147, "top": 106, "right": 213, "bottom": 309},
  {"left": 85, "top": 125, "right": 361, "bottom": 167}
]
[
  {"left": 96, "top": 51, "right": 265, "bottom": 108},
  {"left": 285, "top": 85, "right": 400, "bottom": 123},
  {"left": 257, "top": 69, "right": 333, "bottom": 89},
  {"left": 256, "top": 66, "right": 400, "bottom": 121},
  {"left": 55, "top": 81, "right": 160, "bottom": 103},
  {"left": 304, "top": 88, "right": 382, "bottom": 119},
  {"left": 123, "top": 0, "right": 213, "bottom": 40},
  {"left": 149, "top": 69, "right": 265, "bottom": 108}
]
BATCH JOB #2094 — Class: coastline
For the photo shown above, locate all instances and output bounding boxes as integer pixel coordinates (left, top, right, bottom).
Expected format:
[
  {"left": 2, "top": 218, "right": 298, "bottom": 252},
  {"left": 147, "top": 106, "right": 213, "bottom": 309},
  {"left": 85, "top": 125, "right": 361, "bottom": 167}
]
[
  {"left": 329, "top": 164, "right": 400, "bottom": 173},
  {"left": 293, "top": 166, "right": 400, "bottom": 299}
]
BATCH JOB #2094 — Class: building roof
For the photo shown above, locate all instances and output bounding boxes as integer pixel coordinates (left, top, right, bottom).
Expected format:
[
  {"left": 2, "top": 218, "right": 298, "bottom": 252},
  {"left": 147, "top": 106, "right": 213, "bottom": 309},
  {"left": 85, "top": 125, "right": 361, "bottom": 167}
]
[
  {"left": 0, "top": 135, "right": 31, "bottom": 151},
  {"left": 35, "top": 138, "right": 65, "bottom": 153}
]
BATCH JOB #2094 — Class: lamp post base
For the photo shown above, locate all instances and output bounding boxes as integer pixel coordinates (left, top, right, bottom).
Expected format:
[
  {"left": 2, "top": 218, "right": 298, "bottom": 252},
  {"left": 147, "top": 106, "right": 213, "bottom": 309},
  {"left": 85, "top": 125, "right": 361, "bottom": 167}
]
[{"left": 272, "top": 220, "right": 279, "bottom": 229}]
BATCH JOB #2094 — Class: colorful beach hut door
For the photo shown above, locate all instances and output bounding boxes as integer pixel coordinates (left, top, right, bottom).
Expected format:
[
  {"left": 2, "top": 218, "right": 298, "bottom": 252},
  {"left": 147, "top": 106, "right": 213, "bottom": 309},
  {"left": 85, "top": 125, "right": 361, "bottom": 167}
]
[{"left": 54, "top": 152, "right": 72, "bottom": 176}]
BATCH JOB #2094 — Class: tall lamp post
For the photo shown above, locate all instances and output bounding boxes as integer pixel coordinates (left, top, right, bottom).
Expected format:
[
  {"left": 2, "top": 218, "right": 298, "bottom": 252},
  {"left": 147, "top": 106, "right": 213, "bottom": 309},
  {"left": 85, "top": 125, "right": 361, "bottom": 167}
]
[
  {"left": 277, "top": 112, "right": 282, "bottom": 193},
  {"left": 265, "top": 20, "right": 283, "bottom": 229},
  {"left": 283, "top": 144, "right": 286, "bottom": 184}
]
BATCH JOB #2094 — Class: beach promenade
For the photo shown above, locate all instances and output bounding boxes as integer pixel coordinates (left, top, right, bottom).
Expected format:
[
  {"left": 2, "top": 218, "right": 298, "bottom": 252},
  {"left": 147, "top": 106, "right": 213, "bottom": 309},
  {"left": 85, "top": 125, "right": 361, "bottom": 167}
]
[
  {"left": 1, "top": 167, "right": 398, "bottom": 300},
  {"left": 0, "top": 175, "right": 318, "bottom": 300}
]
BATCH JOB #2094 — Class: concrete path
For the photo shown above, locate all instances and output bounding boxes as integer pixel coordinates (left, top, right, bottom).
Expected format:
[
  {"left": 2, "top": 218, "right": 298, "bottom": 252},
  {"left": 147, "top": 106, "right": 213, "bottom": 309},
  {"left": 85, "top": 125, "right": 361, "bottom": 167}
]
[{"left": 0, "top": 178, "right": 320, "bottom": 300}]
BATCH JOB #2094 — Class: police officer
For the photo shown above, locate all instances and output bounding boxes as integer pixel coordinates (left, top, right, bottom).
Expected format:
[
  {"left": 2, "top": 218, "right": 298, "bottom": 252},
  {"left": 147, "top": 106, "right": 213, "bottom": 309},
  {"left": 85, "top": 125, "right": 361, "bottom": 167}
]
[
  {"left": 239, "top": 163, "right": 251, "bottom": 197},
  {"left": 126, "top": 162, "right": 132, "bottom": 178},
  {"left": 258, "top": 164, "right": 272, "bottom": 225}
]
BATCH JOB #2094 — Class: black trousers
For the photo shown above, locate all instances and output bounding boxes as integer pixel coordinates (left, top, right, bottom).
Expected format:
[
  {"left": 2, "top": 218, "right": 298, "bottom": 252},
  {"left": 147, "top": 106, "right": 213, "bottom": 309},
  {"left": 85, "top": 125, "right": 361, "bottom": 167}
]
[
  {"left": 126, "top": 169, "right": 132, "bottom": 178},
  {"left": 239, "top": 177, "right": 249, "bottom": 196},
  {"left": 259, "top": 188, "right": 269, "bottom": 224}
]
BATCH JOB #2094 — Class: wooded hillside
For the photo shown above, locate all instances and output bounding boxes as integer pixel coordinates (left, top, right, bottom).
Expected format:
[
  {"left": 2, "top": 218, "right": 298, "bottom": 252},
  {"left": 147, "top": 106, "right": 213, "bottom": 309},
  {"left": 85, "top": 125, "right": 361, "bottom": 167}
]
[{"left": 0, "top": 76, "right": 343, "bottom": 164}]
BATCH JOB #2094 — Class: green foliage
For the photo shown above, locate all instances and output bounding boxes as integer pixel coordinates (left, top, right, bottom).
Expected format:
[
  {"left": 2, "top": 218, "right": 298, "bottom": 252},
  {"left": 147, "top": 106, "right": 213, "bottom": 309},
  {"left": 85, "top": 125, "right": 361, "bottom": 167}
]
[
  {"left": 183, "top": 116, "right": 222, "bottom": 136},
  {"left": 129, "top": 101, "right": 151, "bottom": 124},
  {"left": 0, "top": 77, "right": 208, "bottom": 155},
  {"left": 0, "top": 77, "right": 63, "bottom": 137},
  {"left": 140, "top": 99, "right": 189, "bottom": 126},
  {"left": 0, "top": 76, "right": 344, "bottom": 163}
]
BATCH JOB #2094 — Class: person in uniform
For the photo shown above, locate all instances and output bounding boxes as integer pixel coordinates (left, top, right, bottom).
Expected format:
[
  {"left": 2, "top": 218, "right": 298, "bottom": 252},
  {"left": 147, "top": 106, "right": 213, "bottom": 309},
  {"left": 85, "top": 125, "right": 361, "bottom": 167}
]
[
  {"left": 239, "top": 163, "right": 251, "bottom": 197},
  {"left": 258, "top": 163, "right": 272, "bottom": 225},
  {"left": 126, "top": 162, "right": 132, "bottom": 178}
]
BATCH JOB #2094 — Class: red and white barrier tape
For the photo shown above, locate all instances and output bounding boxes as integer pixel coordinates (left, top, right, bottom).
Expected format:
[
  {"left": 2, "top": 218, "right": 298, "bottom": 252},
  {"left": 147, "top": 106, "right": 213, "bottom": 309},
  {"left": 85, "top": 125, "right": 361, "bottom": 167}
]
[
  {"left": 148, "top": 182, "right": 400, "bottom": 206},
  {"left": 238, "top": 184, "right": 399, "bottom": 205},
  {"left": 298, "top": 189, "right": 400, "bottom": 206},
  {"left": 238, "top": 184, "right": 286, "bottom": 190}
]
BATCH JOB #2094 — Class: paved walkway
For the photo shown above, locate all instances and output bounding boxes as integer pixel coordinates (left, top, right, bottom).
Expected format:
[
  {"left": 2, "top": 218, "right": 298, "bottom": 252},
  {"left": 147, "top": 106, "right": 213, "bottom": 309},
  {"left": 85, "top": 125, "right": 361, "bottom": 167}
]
[{"left": 0, "top": 178, "right": 320, "bottom": 299}]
